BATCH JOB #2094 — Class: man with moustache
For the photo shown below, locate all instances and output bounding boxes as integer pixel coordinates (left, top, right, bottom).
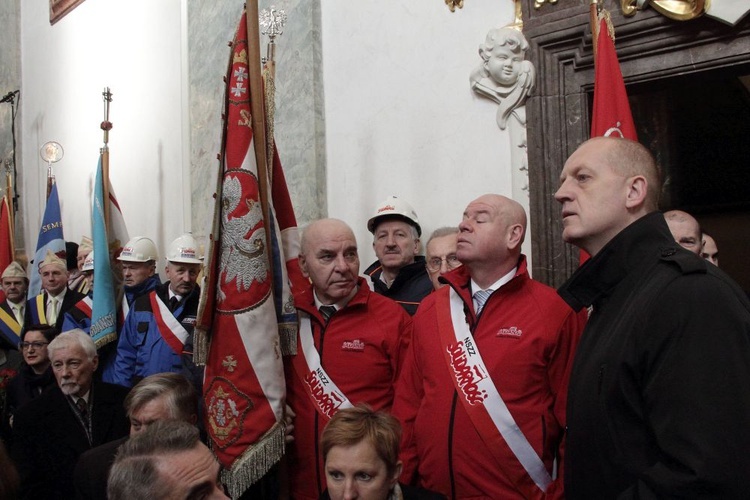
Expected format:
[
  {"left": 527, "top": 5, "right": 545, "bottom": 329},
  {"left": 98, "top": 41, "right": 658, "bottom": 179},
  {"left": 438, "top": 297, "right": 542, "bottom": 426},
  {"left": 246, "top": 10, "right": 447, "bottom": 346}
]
[
  {"left": 364, "top": 196, "right": 433, "bottom": 315},
  {"left": 555, "top": 137, "right": 750, "bottom": 498},
  {"left": 285, "top": 218, "right": 412, "bottom": 500},
  {"left": 104, "top": 234, "right": 202, "bottom": 389},
  {"left": 393, "top": 194, "right": 585, "bottom": 499},
  {"left": 10, "top": 329, "right": 129, "bottom": 499}
]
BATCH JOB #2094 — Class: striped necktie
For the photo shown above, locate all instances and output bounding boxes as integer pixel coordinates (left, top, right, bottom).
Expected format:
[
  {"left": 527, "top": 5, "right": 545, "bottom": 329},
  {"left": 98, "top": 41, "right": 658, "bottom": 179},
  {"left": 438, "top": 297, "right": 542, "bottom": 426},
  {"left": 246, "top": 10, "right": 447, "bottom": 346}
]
[
  {"left": 473, "top": 289, "right": 493, "bottom": 315},
  {"left": 319, "top": 305, "right": 336, "bottom": 323}
]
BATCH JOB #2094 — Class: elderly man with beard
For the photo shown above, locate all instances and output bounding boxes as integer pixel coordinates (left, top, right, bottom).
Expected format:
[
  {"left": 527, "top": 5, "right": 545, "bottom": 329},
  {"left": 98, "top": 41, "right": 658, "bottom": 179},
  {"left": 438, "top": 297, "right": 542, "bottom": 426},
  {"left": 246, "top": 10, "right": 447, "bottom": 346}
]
[
  {"left": 285, "top": 218, "right": 412, "bottom": 500},
  {"left": 10, "top": 329, "right": 129, "bottom": 499}
]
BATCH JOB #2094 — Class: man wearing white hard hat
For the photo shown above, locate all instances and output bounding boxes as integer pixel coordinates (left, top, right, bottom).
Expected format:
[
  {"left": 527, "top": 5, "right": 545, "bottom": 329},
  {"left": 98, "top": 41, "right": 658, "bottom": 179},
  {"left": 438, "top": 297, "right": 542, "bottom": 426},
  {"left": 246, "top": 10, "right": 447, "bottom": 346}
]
[
  {"left": 104, "top": 234, "right": 202, "bottom": 389},
  {"left": 117, "top": 236, "right": 162, "bottom": 319},
  {"left": 364, "top": 196, "right": 433, "bottom": 315},
  {"left": 26, "top": 250, "right": 86, "bottom": 331}
]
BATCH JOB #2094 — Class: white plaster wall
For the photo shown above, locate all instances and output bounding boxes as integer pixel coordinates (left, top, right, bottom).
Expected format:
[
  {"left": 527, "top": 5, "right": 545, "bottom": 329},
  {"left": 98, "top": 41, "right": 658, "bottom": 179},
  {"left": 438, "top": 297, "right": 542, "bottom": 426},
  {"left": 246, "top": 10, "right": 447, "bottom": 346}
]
[
  {"left": 320, "top": 1, "right": 528, "bottom": 269},
  {"left": 19, "top": 0, "right": 189, "bottom": 259}
]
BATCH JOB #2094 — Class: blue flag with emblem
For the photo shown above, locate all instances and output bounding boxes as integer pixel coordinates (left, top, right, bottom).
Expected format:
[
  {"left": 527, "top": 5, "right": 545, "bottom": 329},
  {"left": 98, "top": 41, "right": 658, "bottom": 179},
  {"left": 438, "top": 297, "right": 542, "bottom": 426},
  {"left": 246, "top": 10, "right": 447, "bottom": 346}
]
[
  {"left": 28, "top": 183, "right": 66, "bottom": 299},
  {"left": 90, "top": 157, "right": 117, "bottom": 348}
]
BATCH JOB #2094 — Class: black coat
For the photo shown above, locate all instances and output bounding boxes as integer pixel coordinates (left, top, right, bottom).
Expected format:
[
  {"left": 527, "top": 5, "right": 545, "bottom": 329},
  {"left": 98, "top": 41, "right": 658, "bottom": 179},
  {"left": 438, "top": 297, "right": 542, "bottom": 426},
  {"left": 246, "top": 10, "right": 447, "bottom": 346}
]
[
  {"left": 4, "top": 364, "right": 55, "bottom": 422},
  {"left": 73, "top": 436, "right": 127, "bottom": 500},
  {"left": 364, "top": 257, "right": 433, "bottom": 315},
  {"left": 10, "top": 380, "right": 130, "bottom": 500},
  {"left": 558, "top": 212, "right": 750, "bottom": 499}
]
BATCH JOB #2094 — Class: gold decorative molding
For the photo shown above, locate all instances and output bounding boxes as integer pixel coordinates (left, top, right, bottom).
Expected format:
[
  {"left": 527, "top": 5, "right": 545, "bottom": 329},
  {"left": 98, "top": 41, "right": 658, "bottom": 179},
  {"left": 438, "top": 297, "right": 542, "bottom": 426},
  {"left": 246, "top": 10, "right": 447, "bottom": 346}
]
[
  {"left": 534, "top": 0, "right": 559, "bottom": 11},
  {"left": 621, "top": 0, "right": 707, "bottom": 20},
  {"left": 445, "top": 0, "right": 464, "bottom": 12}
]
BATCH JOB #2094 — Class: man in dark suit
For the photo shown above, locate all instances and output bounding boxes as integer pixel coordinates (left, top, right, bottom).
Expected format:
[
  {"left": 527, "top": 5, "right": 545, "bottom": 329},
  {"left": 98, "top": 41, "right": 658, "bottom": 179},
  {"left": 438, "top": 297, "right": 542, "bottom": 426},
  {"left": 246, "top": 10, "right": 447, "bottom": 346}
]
[
  {"left": 73, "top": 372, "right": 198, "bottom": 500},
  {"left": 25, "top": 250, "right": 85, "bottom": 331},
  {"left": 10, "top": 329, "right": 130, "bottom": 499}
]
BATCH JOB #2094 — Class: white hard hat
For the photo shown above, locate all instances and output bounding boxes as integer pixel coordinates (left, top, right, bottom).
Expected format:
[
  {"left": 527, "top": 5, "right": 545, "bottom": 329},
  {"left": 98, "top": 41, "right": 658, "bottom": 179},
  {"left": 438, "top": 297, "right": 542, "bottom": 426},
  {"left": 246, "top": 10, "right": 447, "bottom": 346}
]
[
  {"left": 166, "top": 233, "right": 203, "bottom": 264},
  {"left": 81, "top": 251, "right": 95, "bottom": 272},
  {"left": 119, "top": 236, "right": 159, "bottom": 262},
  {"left": 367, "top": 195, "right": 422, "bottom": 236}
]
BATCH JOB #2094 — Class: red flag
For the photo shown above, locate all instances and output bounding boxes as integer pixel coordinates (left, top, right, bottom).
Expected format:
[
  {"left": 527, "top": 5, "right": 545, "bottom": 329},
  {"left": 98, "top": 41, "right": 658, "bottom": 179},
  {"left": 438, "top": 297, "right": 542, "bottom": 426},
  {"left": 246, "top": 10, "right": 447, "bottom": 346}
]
[
  {"left": 0, "top": 196, "right": 12, "bottom": 302},
  {"left": 591, "top": 14, "right": 637, "bottom": 141},
  {"left": 197, "top": 7, "right": 303, "bottom": 497},
  {"left": 582, "top": 13, "right": 638, "bottom": 264}
]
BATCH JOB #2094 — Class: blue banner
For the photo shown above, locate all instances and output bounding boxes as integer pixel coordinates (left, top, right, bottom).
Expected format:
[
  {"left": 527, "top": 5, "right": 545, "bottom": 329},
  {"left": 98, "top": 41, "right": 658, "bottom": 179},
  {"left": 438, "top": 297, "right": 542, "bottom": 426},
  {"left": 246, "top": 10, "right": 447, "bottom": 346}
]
[
  {"left": 90, "top": 157, "right": 117, "bottom": 348},
  {"left": 28, "top": 183, "right": 66, "bottom": 299}
]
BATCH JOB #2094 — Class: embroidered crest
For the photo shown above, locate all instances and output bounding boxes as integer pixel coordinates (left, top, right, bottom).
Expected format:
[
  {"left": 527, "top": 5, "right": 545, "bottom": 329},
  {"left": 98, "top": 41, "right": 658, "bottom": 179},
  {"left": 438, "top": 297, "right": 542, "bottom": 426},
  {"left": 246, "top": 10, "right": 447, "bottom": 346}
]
[
  {"left": 205, "top": 377, "right": 253, "bottom": 449},
  {"left": 217, "top": 171, "right": 271, "bottom": 312},
  {"left": 222, "top": 355, "right": 238, "bottom": 372}
]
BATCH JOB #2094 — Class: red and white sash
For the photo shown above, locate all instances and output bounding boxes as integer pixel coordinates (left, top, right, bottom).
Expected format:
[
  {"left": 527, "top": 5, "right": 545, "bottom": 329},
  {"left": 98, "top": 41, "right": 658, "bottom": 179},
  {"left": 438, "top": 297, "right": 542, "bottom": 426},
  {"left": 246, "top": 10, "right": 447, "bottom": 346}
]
[
  {"left": 437, "top": 288, "right": 552, "bottom": 496},
  {"left": 74, "top": 296, "right": 93, "bottom": 317},
  {"left": 150, "top": 293, "right": 189, "bottom": 356},
  {"left": 292, "top": 313, "right": 353, "bottom": 419}
]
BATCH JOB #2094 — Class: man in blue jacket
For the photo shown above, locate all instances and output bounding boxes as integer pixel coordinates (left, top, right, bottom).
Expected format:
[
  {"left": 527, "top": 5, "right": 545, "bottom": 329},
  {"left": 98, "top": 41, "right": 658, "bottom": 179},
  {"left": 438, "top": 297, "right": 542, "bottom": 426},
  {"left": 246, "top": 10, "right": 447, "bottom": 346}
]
[{"left": 103, "top": 234, "right": 202, "bottom": 389}]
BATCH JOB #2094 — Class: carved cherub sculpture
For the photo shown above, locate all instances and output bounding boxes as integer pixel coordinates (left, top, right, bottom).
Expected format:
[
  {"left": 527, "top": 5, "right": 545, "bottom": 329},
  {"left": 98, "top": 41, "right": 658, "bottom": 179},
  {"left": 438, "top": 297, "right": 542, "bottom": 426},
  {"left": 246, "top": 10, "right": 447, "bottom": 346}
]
[{"left": 470, "top": 28, "right": 535, "bottom": 130}]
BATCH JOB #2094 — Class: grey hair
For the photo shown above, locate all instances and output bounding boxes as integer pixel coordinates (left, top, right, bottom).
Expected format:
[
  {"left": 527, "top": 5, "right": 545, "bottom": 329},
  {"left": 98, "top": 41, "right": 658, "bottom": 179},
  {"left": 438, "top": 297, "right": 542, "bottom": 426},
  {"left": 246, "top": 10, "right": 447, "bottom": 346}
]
[
  {"left": 107, "top": 420, "right": 202, "bottom": 500},
  {"left": 426, "top": 227, "right": 459, "bottom": 247},
  {"left": 125, "top": 373, "right": 198, "bottom": 421},
  {"left": 48, "top": 329, "right": 97, "bottom": 361}
]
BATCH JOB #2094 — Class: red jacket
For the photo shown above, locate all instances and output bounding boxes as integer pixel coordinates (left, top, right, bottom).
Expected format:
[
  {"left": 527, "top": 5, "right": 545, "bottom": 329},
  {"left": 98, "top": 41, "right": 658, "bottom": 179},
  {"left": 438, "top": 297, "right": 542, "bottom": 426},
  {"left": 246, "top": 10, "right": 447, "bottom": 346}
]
[
  {"left": 392, "top": 256, "right": 585, "bottom": 499},
  {"left": 285, "top": 277, "right": 412, "bottom": 500}
]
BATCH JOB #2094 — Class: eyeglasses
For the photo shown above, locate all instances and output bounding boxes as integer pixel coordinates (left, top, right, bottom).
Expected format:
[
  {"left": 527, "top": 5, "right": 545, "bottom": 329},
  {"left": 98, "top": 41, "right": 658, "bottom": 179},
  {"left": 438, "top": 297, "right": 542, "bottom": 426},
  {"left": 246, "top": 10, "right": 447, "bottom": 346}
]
[
  {"left": 19, "top": 341, "right": 48, "bottom": 350},
  {"left": 426, "top": 254, "right": 461, "bottom": 272}
]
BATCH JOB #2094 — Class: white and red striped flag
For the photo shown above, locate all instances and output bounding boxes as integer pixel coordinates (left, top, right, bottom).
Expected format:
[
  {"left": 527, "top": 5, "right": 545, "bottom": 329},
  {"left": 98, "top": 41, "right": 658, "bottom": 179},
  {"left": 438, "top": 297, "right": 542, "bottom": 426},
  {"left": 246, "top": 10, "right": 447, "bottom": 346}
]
[{"left": 196, "top": 5, "right": 305, "bottom": 497}]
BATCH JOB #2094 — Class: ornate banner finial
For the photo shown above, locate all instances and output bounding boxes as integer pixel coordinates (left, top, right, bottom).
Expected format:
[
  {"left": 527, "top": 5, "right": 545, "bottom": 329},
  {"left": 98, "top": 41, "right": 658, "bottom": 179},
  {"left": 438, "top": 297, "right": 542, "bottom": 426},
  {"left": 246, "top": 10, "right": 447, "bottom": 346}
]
[{"left": 259, "top": 6, "right": 287, "bottom": 65}]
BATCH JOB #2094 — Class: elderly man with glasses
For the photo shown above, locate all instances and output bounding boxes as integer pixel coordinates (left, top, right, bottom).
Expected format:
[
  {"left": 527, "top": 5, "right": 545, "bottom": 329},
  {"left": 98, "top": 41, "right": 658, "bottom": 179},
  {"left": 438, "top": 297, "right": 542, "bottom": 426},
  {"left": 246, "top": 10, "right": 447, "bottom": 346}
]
[{"left": 424, "top": 227, "right": 461, "bottom": 291}]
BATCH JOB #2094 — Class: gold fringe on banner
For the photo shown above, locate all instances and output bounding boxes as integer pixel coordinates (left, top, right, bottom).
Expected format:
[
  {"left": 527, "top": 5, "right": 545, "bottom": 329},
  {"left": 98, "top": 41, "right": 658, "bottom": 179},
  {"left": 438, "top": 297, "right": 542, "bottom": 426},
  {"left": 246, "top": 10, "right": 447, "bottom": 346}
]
[
  {"left": 193, "top": 324, "right": 209, "bottom": 366},
  {"left": 220, "top": 420, "right": 286, "bottom": 499},
  {"left": 278, "top": 322, "right": 297, "bottom": 356},
  {"left": 598, "top": 9, "right": 615, "bottom": 42}
]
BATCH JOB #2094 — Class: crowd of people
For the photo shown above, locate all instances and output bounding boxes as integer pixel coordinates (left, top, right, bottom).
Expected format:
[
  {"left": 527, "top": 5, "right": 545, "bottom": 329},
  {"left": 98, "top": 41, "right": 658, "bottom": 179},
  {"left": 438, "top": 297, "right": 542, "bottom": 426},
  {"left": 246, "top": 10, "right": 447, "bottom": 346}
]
[{"left": 0, "top": 136, "right": 748, "bottom": 499}]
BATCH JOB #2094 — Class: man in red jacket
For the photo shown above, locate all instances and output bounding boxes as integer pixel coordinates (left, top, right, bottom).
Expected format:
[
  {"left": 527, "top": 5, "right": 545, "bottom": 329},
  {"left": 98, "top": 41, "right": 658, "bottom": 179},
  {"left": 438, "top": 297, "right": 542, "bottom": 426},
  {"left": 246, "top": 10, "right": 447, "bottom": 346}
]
[
  {"left": 392, "top": 194, "right": 586, "bottom": 499},
  {"left": 285, "top": 218, "right": 412, "bottom": 500}
]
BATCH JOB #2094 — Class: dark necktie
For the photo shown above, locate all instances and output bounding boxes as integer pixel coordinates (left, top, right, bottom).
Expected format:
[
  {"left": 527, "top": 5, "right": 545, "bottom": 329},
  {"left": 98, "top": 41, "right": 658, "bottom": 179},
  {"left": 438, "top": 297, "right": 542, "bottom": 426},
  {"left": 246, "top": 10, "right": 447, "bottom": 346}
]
[
  {"left": 169, "top": 296, "right": 180, "bottom": 312},
  {"left": 76, "top": 397, "right": 88, "bottom": 421},
  {"left": 319, "top": 305, "right": 336, "bottom": 323}
]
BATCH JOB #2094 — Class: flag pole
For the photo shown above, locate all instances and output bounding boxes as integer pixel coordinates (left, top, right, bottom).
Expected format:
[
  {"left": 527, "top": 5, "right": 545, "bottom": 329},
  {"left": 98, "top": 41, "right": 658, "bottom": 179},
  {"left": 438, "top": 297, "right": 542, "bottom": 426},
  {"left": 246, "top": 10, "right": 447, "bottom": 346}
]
[
  {"left": 5, "top": 166, "right": 14, "bottom": 256},
  {"left": 100, "top": 88, "right": 113, "bottom": 232},
  {"left": 590, "top": 0, "right": 600, "bottom": 59},
  {"left": 245, "top": 1, "right": 275, "bottom": 273}
]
